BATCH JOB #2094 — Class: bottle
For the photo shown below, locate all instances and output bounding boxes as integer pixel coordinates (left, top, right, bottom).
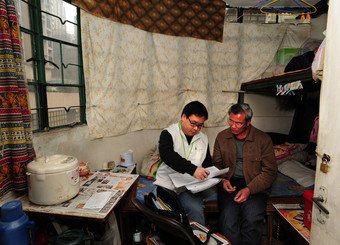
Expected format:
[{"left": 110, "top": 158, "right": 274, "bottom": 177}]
[
  {"left": 0, "top": 200, "right": 35, "bottom": 245},
  {"left": 133, "top": 228, "right": 142, "bottom": 244}
]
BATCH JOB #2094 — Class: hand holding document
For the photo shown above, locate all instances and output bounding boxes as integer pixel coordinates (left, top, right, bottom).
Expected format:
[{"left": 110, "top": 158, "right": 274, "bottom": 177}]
[{"left": 169, "top": 166, "right": 229, "bottom": 193}]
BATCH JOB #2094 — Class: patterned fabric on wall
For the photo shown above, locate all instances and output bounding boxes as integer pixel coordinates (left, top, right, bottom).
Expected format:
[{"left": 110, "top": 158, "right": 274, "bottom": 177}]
[
  {"left": 81, "top": 10, "right": 311, "bottom": 139},
  {"left": 0, "top": 0, "right": 35, "bottom": 197},
  {"left": 72, "top": 0, "right": 225, "bottom": 42}
]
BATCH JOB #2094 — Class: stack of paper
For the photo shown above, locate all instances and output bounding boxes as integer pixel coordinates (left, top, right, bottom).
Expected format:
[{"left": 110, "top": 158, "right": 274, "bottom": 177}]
[{"left": 169, "top": 166, "right": 229, "bottom": 193}]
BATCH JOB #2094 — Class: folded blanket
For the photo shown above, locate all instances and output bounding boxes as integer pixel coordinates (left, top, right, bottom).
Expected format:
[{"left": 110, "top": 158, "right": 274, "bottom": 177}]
[{"left": 278, "top": 159, "right": 315, "bottom": 187}]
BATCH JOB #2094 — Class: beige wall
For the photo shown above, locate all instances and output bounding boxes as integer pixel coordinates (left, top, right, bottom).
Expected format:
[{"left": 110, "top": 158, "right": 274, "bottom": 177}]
[
  {"left": 32, "top": 14, "right": 327, "bottom": 173},
  {"left": 244, "top": 94, "right": 295, "bottom": 134},
  {"left": 33, "top": 125, "right": 225, "bottom": 172},
  {"left": 32, "top": 94, "right": 292, "bottom": 173}
]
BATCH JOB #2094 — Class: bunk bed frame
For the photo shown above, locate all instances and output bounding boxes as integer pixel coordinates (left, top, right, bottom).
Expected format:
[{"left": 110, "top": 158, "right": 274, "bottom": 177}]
[
  {"left": 239, "top": 67, "right": 319, "bottom": 244},
  {"left": 239, "top": 67, "right": 319, "bottom": 99}
]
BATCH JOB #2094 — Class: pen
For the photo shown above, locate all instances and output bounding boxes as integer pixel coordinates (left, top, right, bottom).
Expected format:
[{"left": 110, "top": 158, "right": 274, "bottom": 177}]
[{"left": 117, "top": 165, "right": 127, "bottom": 168}]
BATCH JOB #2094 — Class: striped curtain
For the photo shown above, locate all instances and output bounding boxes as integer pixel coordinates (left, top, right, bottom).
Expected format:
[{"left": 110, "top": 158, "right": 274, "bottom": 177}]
[{"left": 0, "top": 0, "right": 35, "bottom": 197}]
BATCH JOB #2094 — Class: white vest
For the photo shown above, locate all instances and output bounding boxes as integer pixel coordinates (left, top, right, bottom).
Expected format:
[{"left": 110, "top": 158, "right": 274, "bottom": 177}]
[{"left": 154, "top": 122, "right": 209, "bottom": 190}]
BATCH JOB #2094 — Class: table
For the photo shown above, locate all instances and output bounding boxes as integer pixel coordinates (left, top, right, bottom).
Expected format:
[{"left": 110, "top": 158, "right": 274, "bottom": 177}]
[
  {"left": 116, "top": 176, "right": 141, "bottom": 245},
  {"left": 18, "top": 172, "right": 138, "bottom": 221},
  {"left": 273, "top": 204, "right": 310, "bottom": 244},
  {"left": 266, "top": 196, "right": 304, "bottom": 245},
  {"left": 1, "top": 165, "right": 139, "bottom": 240},
  {"left": 0, "top": 167, "right": 138, "bottom": 244}
]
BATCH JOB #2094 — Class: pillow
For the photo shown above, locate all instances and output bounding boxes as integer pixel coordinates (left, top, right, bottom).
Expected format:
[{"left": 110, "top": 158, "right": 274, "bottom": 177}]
[
  {"left": 140, "top": 145, "right": 161, "bottom": 179},
  {"left": 278, "top": 159, "right": 315, "bottom": 187},
  {"left": 274, "top": 142, "right": 308, "bottom": 165}
]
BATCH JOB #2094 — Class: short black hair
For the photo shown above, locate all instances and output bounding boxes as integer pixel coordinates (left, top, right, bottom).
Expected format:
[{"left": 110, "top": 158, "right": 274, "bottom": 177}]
[{"left": 181, "top": 101, "right": 208, "bottom": 120}]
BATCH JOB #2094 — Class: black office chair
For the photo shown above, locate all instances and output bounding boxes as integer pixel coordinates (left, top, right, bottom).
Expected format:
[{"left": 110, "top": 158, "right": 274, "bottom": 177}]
[{"left": 131, "top": 197, "right": 202, "bottom": 245}]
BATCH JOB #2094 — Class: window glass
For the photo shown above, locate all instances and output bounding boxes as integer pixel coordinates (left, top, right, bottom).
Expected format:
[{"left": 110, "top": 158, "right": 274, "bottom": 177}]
[
  {"left": 15, "top": 1, "right": 31, "bottom": 30},
  {"left": 47, "top": 86, "right": 80, "bottom": 127},
  {"left": 41, "top": 1, "right": 78, "bottom": 44},
  {"left": 28, "top": 85, "right": 39, "bottom": 131},
  {"left": 21, "top": 33, "right": 36, "bottom": 82},
  {"left": 18, "top": 0, "right": 85, "bottom": 130}
]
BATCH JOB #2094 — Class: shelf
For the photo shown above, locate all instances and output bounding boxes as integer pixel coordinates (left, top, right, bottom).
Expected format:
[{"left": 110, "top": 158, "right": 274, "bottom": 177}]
[{"left": 241, "top": 68, "right": 320, "bottom": 95}]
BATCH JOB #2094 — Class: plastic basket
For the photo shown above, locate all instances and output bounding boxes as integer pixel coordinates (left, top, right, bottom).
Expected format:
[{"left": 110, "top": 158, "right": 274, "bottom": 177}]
[{"left": 276, "top": 48, "right": 300, "bottom": 65}]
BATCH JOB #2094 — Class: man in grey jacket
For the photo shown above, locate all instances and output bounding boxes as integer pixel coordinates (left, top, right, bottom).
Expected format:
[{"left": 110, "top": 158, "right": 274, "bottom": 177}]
[{"left": 212, "top": 103, "right": 277, "bottom": 245}]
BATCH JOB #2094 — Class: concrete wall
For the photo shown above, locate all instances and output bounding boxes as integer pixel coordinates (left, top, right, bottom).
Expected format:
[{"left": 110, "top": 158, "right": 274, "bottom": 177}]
[
  {"left": 32, "top": 95, "right": 291, "bottom": 173},
  {"left": 244, "top": 94, "right": 295, "bottom": 134},
  {"left": 33, "top": 125, "right": 228, "bottom": 172}
]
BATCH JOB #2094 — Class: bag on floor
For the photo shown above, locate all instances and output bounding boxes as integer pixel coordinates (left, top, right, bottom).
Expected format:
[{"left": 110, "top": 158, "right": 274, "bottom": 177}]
[{"left": 144, "top": 187, "right": 215, "bottom": 245}]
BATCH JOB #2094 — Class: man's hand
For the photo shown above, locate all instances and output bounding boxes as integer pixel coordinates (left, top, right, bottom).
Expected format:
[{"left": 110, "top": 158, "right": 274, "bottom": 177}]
[
  {"left": 222, "top": 179, "right": 236, "bottom": 193},
  {"left": 193, "top": 167, "right": 210, "bottom": 180},
  {"left": 234, "top": 187, "right": 251, "bottom": 204}
]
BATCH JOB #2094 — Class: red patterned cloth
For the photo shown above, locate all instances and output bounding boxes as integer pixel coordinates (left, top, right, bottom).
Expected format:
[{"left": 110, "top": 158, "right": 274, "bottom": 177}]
[
  {"left": 0, "top": 0, "right": 35, "bottom": 197},
  {"left": 72, "top": 0, "right": 226, "bottom": 42},
  {"left": 274, "top": 142, "right": 297, "bottom": 160}
]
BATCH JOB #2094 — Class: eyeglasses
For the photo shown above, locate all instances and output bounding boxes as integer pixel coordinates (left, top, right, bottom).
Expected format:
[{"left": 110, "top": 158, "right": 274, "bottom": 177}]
[
  {"left": 188, "top": 117, "right": 204, "bottom": 129},
  {"left": 227, "top": 118, "right": 245, "bottom": 128}
]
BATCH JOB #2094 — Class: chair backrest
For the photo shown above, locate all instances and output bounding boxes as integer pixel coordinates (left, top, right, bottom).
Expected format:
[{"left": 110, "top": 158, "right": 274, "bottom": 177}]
[{"left": 131, "top": 197, "right": 200, "bottom": 245}]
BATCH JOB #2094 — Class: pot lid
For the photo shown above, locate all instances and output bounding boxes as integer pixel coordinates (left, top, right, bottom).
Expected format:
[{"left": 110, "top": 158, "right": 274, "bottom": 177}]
[{"left": 27, "top": 155, "right": 78, "bottom": 174}]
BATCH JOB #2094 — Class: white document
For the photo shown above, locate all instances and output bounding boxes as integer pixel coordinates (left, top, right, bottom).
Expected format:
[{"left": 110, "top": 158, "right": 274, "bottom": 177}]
[
  {"left": 83, "top": 191, "right": 116, "bottom": 209},
  {"left": 273, "top": 203, "right": 303, "bottom": 210},
  {"left": 169, "top": 166, "right": 229, "bottom": 188},
  {"left": 186, "top": 178, "right": 221, "bottom": 194}
]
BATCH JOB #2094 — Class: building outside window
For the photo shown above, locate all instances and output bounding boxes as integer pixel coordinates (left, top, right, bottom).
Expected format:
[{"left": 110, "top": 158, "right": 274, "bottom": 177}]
[{"left": 16, "top": 0, "right": 85, "bottom": 131}]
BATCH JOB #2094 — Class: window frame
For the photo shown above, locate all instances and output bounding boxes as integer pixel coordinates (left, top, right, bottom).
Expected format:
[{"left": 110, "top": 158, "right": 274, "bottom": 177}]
[{"left": 19, "top": 0, "right": 86, "bottom": 132}]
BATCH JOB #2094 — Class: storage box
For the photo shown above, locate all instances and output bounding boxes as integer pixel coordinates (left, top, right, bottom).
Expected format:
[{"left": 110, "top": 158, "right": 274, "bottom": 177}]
[
  {"left": 276, "top": 48, "right": 300, "bottom": 65},
  {"left": 303, "top": 190, "right": 314, "bottom": 230}
]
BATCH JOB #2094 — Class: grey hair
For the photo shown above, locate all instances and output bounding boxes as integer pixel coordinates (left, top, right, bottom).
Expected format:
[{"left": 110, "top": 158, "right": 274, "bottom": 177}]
[{"left": 228, "top": 103, "right": 253, "bottom": 121}]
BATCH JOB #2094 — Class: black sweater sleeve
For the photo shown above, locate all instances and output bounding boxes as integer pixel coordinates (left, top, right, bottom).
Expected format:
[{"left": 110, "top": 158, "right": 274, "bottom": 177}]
[
  {"left": 202, "top": 145, "right": 212, "bottom": 168},
  {"left": 159, "top": 130, "right": 197, "bottom": 175},
  {"left": 158, "top": 130, "right": 211, "bottom": 176}
]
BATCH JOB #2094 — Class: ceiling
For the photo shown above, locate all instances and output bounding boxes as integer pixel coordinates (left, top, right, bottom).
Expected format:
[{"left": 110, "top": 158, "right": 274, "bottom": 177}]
[{"left": 223, "top": 0, "right": 321, "bottom": 8}]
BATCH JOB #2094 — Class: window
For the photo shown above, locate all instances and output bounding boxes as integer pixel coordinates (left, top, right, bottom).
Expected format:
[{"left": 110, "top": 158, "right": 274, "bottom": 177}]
[
  {"left": 16, "top": 0, "right": 85, "bottom": 131},
  {"left": 225, "top": 8, "right": 266, "bottom": 23}
]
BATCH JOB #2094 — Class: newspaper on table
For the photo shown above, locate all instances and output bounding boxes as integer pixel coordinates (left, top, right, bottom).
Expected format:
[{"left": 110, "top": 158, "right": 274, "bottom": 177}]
[
  {"left": 19, "top": 172, "right": 138, "bottom": 220},
  {"left": 169, "top": 166, "right": 229, "bottom": 193}
]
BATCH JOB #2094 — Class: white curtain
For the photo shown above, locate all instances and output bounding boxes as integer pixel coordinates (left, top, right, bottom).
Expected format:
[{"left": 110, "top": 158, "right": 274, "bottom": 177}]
[{"left": 81, "top": 10, "right": 310, "bottom": 139}]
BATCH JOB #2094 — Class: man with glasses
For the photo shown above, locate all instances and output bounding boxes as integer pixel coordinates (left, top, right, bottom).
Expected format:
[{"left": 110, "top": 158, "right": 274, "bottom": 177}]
[
  {"left": 154, "top": 101, "right": 214, "bottom": 225},
  {"left": 212, "top": 103, "right": 277, "bottom": 245}
]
